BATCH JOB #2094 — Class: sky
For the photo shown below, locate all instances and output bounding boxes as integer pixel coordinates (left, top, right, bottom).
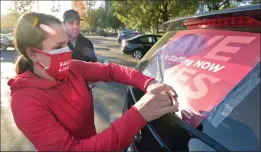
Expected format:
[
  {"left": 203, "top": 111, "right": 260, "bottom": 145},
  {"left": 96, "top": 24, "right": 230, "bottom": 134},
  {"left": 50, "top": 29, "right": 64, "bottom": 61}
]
[{"left": 1, "top": 1, "right": 103, "bottom": 21}]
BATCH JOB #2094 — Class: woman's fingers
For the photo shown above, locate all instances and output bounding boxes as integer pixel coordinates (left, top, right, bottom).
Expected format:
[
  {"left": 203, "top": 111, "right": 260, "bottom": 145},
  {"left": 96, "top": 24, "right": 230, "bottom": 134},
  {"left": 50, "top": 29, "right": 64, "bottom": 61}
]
[
  {"left": 155, "top": 92, "right": 178, "bottom": 108},
  {"left": 158, "top": 97, "right": 173, "bottom": 107},
  {"left": 168, "top": 87, "right": 178, "bottom": 97},
  {"left": 171, "top": 96, "right": 179, "bottom": 107},
  {"left": 135, "top": 82, "right": 180, "bottom": 122},
  {"left": 150, "top": 83, "right": 171, "bottom": 94},
  {"left": 160, "top": 104, "right": 179, "bottom": 114},
  {"left": 147, "top": 80, "right": 178, "bottom": 98}
]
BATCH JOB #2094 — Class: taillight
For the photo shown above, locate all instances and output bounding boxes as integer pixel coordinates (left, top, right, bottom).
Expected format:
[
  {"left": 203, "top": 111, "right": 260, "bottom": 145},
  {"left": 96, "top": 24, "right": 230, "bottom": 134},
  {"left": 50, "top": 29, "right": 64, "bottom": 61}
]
[{"left": 184, "top": 16, "right": 261, "bottom": 29}]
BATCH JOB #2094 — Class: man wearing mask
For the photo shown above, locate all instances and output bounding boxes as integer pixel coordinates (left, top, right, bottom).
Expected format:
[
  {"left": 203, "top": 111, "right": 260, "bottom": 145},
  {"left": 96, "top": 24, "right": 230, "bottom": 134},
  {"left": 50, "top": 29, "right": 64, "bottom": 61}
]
[{"left": 63, "top": 9, "right": 97, "bottom": 62}]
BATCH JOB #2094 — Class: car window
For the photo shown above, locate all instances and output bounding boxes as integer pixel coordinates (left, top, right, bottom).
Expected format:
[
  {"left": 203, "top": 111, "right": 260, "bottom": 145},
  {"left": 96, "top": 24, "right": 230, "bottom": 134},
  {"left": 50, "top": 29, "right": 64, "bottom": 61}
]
[
  {"left": 138, "top": 29, "right": 260, "bottom": 151},
  {"left": 188, "top": 138, "right": 216, "bottom": 151},
  {"left": 6, "top": 35, "right": 14, "bottom": 41},
  {"left": 136, "top": 31, "right": 177, "bottom": 71},
  {"left": 139, "top": 36, "right": 155, "bottom": 44},
  {"left": 155, "top": 36, "right": 162, "bottom": 41},
  {"left": 200, "top": 68, "right": 260, "bottom": 151}
]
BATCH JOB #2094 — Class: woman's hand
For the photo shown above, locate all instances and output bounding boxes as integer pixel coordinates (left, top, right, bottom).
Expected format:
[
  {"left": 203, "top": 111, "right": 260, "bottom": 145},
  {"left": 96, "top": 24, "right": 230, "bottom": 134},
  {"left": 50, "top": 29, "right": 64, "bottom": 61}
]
[
  {"left": 134, "top": 82, "right": 179, "bottom": 122},
  {"left": 146, "top": 80, "right": 177, "bottom": 97}
]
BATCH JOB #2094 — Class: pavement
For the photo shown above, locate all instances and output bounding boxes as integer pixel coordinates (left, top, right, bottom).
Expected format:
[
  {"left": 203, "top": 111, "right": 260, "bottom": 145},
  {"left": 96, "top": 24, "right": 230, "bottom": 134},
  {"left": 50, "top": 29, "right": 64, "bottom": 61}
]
[{"left": 0, "top": 36, "right": 138, "bottom": 151}]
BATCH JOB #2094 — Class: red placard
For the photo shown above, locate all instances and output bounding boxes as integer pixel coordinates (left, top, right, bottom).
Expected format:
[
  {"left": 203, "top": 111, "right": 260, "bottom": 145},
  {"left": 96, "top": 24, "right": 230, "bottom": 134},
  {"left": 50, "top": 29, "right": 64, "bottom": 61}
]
[{"left": 145, "top": 29, "right": 260, "bottom": 127}]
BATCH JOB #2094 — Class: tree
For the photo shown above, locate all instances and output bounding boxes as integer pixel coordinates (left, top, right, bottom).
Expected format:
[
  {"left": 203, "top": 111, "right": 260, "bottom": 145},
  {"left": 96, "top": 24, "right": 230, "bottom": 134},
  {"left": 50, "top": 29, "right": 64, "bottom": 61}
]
[
  {"left": 85, "top": 0, "right": 96, "bottom": 11},
  {"left": 1, "top": 12, "right": 20, "bottom": 33},
  {"left": 11, "top": 0, "right": 34, "bottom": 16},
  {"left": 101, "top": 0, "right": 123, "bottom": 32},
  {"left": 51, "top": 0, "right": 60, "bottom": 14},
  {"left": 112, "top": 0, "right": 198, "bottom": 33},
  {"left": 86, "top": 9, "right": 99, "bottom": 30},
  {"left": 251, "top": 0, "right": 261, "bottom": 4},
  {"left": 197, "top": 0, "right": 246, "bottom": 12},
  {"left": 108, "top": 14, "right": 123, "bottom": 33},
  {"left": 1, "top": 0, "right": 34, "bottom": 33},
  {"left": 72, "top": 0, "right": 88, "bottom": 29}
]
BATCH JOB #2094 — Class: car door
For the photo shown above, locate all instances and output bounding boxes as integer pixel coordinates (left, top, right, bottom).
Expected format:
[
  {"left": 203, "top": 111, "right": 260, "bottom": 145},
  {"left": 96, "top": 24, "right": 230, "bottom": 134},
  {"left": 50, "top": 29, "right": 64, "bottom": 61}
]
[{"left": 137, "top": 36, "right": 156, "bottom": 53}]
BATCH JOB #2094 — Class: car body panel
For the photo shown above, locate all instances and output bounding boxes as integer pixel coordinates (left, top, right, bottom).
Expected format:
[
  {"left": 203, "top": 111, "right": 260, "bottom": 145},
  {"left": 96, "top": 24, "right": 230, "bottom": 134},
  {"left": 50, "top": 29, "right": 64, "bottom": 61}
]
[
  {"left": 118, "top": 31, "right": 139, "bottom": 43},
  {"left": 96, "top": 29, "right": 107, "bottom": 36},
  {"left": 160, "top": 4, "right": 260, "bottom": 31}
]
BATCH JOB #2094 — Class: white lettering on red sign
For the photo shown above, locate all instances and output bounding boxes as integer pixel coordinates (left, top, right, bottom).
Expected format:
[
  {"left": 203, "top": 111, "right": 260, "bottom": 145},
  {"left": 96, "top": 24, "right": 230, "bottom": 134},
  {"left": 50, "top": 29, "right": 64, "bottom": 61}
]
[
  {"left": 204, "top": 36, "right": 256, "bottom": 62},
  {"left": 193, "top": 60, "right": 226, "bottom": 72}
]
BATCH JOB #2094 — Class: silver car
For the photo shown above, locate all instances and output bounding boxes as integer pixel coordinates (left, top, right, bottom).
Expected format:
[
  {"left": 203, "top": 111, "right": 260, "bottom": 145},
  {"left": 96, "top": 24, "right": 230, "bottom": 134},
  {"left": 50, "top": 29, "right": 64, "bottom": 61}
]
[
  {"left": 117, "top": 30, "right": 140, "bottom": 43},
  {"left": 0, "top": 34, "right": 14, "bottom": 50}
]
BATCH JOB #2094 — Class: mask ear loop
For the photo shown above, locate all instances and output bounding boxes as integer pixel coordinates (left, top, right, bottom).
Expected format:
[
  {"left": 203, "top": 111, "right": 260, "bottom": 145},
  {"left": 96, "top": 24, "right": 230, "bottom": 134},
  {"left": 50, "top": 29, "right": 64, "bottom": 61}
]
[{"left": 33, "top": 48, "right": 50, "bottom": 70}]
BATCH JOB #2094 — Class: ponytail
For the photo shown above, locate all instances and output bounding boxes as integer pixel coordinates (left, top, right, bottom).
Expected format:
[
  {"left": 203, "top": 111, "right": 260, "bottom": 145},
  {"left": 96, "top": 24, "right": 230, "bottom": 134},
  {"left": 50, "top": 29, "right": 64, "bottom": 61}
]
[{"left": 15, "top": 55, "right": 32, "bottom": 75}]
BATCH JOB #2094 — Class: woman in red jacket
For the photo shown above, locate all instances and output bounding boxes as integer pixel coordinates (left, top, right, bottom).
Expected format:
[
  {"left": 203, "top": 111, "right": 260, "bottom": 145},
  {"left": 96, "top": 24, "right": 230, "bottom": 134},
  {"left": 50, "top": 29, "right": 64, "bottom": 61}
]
[{"left": 9, "top": 12, "right": 179, "bottom": 151}]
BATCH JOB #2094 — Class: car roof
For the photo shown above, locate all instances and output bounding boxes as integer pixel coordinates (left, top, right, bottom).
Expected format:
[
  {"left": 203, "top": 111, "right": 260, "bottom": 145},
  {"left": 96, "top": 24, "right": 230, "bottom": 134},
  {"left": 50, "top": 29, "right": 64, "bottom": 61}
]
[
  {"left": 120, "top": 29, "right": 134, "bottom": 32},
  {"left": 126, "top": 34, "right": 162, "bottom": 41},
  {"left": 160, "top": 4, "right": 260, "bottom": 31}
]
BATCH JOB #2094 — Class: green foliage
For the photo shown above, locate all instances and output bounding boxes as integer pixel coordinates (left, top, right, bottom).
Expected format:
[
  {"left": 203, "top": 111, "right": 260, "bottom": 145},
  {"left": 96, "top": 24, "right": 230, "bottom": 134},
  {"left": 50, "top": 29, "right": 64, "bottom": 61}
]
[
  {"left": 198, "top": 0, "right": 247, "bottom": 12},
  {"left": 1, "top": 12, "right": 20, "bottom": 33},
  {"left": 85, "top": 1, "right": 123, "bottom": 32},
  {"left": 111, "top": 0, "right": 199, "bottom": 33},
  {"left": 86, "top": 9, "right": 99, "bottom": 30},
  {"left": 251, "top": 0, "right": 261, "bottom": 4},
  {"left": 1, "top": 0, "right": 34, "bottom": 33},
  {"left": 111, "top": 0, "right": 253, "bottom": 33}
]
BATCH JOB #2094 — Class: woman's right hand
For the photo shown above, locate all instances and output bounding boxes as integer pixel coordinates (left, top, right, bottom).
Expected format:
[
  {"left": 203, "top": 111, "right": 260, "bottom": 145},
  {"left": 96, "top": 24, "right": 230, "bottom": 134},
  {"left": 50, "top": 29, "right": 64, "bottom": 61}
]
[{"left": 134, "top": 83, "right": 179, "bottom": 122}]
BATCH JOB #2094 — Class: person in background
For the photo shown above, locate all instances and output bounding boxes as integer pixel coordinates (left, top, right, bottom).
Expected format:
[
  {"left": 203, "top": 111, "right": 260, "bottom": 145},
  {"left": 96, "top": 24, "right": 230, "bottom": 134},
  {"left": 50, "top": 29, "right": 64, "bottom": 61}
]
[
  {"left": 63, "top": 9, "right": 97, "bottom": 62},
  {"left": 9, "top": 12, "right": 179, "bottom": 151},
  {"left": 63, "top": 9, "right": 97, "bottom": 90}
]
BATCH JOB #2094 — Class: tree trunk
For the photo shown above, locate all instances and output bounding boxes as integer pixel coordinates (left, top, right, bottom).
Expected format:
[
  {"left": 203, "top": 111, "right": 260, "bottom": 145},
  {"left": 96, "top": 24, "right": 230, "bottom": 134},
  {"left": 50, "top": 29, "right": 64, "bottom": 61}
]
[
  {"left": 163, "top": 2, "right": 169, "bottom": 22},
  {"left": 155, "top": 19, "right": 159, "bottom": 34}
]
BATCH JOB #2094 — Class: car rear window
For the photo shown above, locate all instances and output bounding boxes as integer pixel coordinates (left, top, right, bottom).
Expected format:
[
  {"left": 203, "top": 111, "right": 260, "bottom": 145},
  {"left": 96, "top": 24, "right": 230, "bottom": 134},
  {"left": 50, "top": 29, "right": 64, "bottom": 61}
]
[{"left": 140, "top": 29, "right": 260, "bottom": 151}]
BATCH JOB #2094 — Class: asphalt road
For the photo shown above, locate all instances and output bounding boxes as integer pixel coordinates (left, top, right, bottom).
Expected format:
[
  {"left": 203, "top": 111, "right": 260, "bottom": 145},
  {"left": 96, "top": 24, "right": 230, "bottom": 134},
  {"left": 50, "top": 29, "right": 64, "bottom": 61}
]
[{"left": 0, "top": 36, "right": 138, "bottom": 151}]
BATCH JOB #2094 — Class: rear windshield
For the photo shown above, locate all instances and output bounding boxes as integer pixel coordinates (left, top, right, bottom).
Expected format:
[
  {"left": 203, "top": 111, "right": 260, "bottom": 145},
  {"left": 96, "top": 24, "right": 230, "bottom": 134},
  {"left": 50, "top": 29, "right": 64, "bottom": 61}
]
[{"left": 139, "top": 29, "right": 260, "bottom": 151}]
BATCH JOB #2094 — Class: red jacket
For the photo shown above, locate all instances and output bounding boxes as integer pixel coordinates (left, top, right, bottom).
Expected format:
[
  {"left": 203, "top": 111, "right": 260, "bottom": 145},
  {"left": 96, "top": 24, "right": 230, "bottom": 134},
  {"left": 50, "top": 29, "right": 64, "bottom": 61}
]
[{"left": 9, "top": 60, "right": 154, "bottom": 151}]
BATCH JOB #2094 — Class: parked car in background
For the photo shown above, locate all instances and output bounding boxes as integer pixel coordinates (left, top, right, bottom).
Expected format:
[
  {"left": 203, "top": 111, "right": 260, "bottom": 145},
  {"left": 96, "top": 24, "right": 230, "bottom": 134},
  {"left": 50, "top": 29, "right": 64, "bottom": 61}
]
[
  {"left": 123, "top": 4, "right": 260, "bottom": 152},
  {"left": 118, "top": 29, "right": 142, "bottom": 43},
  {"left": 96, "top": 29, "right": 107, "bottom": 36},
  {"left": 121, "top": 34, "right": 162, "bottom": 59},
  {"left": 0, "top": 33, "right": 14, "bottom": 50}
]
